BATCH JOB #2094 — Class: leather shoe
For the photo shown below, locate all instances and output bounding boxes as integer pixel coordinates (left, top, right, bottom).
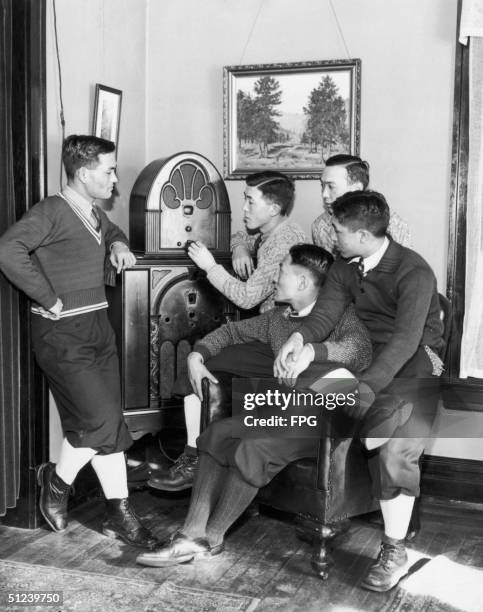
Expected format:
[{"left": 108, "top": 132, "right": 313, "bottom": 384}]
[
  {"left": 147, "top": 452, "right": 198, "bottom": 491},
  {"left": 102, "top": 498, "right": 158, "bottom": 549},
  {"left": 361, "top": 536, "right": 409, "bottom": 591},
  {"left": 136, "top": 531, "right": 222, "bottom": 567},
  {"left": 36, "top": 462, "right": 71, "bottom": 532}
]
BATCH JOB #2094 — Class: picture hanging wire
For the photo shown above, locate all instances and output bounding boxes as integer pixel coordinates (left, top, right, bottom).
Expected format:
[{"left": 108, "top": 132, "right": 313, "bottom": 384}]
[
  {"left": 328, "top": 0, "right": 351, "bottom": 59},
  {"left": 52, "top": 0, "right": 66, "bottom": 188},
  {"left": 238, "top": 0, "right": 265, "bottom": 65}
]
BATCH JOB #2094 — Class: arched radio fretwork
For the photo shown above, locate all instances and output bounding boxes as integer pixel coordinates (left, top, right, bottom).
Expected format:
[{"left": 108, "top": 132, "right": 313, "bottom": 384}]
[{"left": 129, "top": 152, "right": 230, "bottom": 255}]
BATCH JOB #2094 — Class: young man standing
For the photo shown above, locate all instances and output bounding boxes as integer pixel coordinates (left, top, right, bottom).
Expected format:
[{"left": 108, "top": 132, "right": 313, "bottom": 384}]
[
  {"left": 0, "top": 135, "right": 156, "bottom": 549},
  {"left": 275, "top": 190, "right": 444, "bottom": 591}
]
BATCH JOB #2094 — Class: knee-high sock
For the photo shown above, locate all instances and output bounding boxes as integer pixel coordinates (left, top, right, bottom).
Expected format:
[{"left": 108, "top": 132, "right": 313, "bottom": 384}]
[
  {"left": 380, "top": 493, "right": 415, "bottom": 540},
  {"left": 184, "top": 393, "right": 201, "bottom": 449},
  {"left": 205, "top": 468, "right": 259, "bottom": 548},
  {"left": 181, "top": 453, "right": 227, "bottom": 540},
  {"left": 90, "top": 452, "right": 129, "bottom": 499},
  {"left": 55, "top": 438, "right": 97, "bottom": 485}
]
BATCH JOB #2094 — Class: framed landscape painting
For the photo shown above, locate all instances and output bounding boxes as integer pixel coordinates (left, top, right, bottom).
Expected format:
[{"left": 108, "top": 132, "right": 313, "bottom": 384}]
[{"left": 223, "top": 59, "right": 361, "bottom": 179}]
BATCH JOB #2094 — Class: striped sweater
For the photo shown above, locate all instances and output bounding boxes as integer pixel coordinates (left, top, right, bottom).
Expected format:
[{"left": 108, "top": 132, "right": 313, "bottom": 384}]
[{"left": 0, "top": 194, "right": 128, "bottom": 317}]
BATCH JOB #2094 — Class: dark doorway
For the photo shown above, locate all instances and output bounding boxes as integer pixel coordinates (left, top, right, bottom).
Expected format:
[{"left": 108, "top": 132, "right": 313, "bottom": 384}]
[{"left": 0, "top": 0, "right": 49, "bottom": 528}]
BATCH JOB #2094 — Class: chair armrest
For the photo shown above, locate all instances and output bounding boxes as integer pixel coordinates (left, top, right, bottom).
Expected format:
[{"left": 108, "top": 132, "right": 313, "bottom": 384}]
[
  {"left": 315, "top": 408, "right": 359, "bottom": 491},
  {"left": 200, "top": 373, "right": 233, "bottom": 431}
]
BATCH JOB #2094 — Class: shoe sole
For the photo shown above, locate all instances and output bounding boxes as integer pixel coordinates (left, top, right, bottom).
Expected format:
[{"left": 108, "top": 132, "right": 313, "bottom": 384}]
[
  {"left": 36, "top": 464, "right": 66, "bottom": 534},
  {"left": 136, "top": 548, "right": 220, "bottom": 568},
  {"left": 147, "top": 479, "right": 193, "bottom": 492},
  {"left": 360, "top": 563, "right": 410, "bottom": 592}
]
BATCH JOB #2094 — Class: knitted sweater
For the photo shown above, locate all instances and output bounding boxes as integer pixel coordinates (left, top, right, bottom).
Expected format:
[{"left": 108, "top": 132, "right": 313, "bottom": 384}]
[
  {"left": 297, "top": 240, "right": 444, "bottom": 394},
  {"left": 213, "top": 219, "right": 305, "bottom": 312},
  {"left": 194, "top": 303, "right": 372, "bottom": 375},
  {"left": 0, "top": 194, "right": 128, "bottom": 316},
  {"left": 312, "top": 209, "right": 411, "bottom": 254}
]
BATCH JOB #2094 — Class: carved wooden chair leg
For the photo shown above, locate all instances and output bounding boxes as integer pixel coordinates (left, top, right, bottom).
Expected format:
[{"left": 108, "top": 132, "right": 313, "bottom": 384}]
[
  {"left": 296, "top": 515, "right": 351, "bottom": 579},
  {"left": 311, "top": 535, "right": 333, "bottom": 579}
]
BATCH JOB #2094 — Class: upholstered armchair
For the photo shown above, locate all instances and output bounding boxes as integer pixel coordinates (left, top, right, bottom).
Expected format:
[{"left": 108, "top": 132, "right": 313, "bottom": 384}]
[{"left": 201, "top": 373, "right": 378, "bottom": 579}]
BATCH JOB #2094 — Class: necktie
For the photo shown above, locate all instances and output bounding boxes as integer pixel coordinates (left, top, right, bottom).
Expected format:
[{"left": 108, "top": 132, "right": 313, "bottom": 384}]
[
  {"left": 351, "top": 257, "right": 365, "bottom": 278},
  {"left": 90, "top": 206, "right": 101, "bottom": 231},
  {"left": 253, "top": 233, "right": 263, "bottom": 254},
  {"left": 351, "top": 257, "right": 365, "bottom": 293}
]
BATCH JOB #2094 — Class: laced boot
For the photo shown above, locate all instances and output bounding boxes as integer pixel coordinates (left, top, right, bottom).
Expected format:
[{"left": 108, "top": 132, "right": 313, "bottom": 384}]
[
  {"left": 361, "top": 535, "right": 409, "bottom": 591},
  {"left": 36, "top": 462, "right": 71, "bottom": 532},
  {"left": 102, "top": 498, "right": 158, "bottom": 549},
  {"left": 147, "top": 451, "right": 199, "bottom": 491}
]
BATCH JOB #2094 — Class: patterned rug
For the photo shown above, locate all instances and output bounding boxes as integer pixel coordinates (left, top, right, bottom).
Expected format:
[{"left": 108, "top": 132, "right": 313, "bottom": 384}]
[{"left": 0, "top": 559, "right": 260, "bottom": 612}]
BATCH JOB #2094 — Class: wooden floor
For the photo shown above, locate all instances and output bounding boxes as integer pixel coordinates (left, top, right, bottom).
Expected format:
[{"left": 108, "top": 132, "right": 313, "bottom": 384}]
[{"left": 1, "top": 491, "right": 482, "bottom": 611}]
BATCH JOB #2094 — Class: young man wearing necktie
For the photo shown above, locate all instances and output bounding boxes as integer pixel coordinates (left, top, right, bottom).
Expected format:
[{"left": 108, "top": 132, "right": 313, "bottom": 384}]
[
  {"left": 0, "top": 135, "right": 156, "bottom": 550},
  {"left": 274, "top": 190, "right": 444, "bottom": 592}
]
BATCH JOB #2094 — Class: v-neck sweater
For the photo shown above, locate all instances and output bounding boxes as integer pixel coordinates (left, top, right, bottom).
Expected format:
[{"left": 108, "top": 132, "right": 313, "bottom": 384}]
[
  {"left": 0, "top": 194, "right": 128, "bottom": 316},
  {"left": 297, "top": 240, "right": 444, "bottom": 394}
]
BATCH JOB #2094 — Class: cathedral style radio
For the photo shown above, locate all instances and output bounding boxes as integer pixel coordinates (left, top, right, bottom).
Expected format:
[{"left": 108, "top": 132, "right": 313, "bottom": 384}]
[{"left": 111, "top": 152, "right": 235, "bottom": 437}]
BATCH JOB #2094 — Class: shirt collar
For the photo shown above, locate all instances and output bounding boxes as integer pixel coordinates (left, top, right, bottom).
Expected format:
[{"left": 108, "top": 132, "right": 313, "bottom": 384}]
[
  {"left": 62, "top": 185, "right": 96, "bottom": 217},
  {"left": 350, "top": 236, "right": 390, "bottom": 274},
  {"left": 286, "top": 299, "right": 316, "bottom": 318}
]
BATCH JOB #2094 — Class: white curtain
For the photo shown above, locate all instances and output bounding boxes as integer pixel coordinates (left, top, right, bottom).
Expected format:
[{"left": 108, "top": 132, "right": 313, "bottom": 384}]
[{"left": 459, "top": 0, "right": 483, "bottom": 378}]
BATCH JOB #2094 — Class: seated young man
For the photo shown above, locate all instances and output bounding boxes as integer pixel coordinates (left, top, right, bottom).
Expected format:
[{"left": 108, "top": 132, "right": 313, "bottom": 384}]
[
  {"left": 187, "top": 171, "right": 305, "bottom": 313},
  {"left": 147, "top": 244, "right": 372, "bottom": 492},
  {"left": 312, "top": 154, "right": 411, "bottom": 253},
  {"left": 274, "top": 191, "right": 444, "bottom": 592},
  {"left": 137, "top": 243, "right": 373, "bottom": 567}
]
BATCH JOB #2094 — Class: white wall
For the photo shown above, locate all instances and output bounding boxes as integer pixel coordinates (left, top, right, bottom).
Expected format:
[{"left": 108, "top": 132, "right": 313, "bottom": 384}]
[
  {"left": 46, "top": 0, "right": 147, "bottom": 234},
  {"left": 146, "top": 0, "right": 457, "bottom": 289}
]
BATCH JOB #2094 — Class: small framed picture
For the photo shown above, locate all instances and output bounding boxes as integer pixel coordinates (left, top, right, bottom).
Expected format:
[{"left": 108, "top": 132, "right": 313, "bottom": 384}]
[
  {"left": 223, "top": 59, "right": 361, "bottom": 179},
  {"left": 92, "top": 84, "right": 122, "bottom": 150}
]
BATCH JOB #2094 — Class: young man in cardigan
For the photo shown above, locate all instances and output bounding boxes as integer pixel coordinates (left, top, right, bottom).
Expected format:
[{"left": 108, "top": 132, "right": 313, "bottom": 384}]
[
  {"left": 0, "top": 135, "right": 156, "bottom": 549},
  {"left": 275, "top": 190, "right": 444, "bottom": 592}
]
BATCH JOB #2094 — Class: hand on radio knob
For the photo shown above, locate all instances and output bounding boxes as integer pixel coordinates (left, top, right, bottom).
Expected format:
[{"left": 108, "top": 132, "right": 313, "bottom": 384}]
[{"left": 187, "top": 241, "right": 216, "bottom": 272}]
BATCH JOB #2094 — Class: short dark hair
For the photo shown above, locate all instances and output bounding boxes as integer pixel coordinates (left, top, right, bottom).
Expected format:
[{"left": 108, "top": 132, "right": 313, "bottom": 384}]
[
  {"left": 245, "top": 171, "right": 295, "bottom": 216},
  {"left": 332, "top": 190, "right": 390, "bottom": 237},
  {"left": 325, "top": 154, "right": 370, "bottom": 189},
  {"left": 289, "top": 243, "right": 334, "bottom": 288},
  {"left": 62, "top": 135, "right": 116, "bottom": 180}
]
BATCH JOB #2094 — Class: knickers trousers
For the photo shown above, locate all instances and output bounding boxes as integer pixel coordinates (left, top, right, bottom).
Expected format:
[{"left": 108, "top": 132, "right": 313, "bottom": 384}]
[
  {"left": 368, "top": 345, "right": 440, "bottom": 500},
  {"left": 31, "top": 309, "right": 132, "bottom": 454}
]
